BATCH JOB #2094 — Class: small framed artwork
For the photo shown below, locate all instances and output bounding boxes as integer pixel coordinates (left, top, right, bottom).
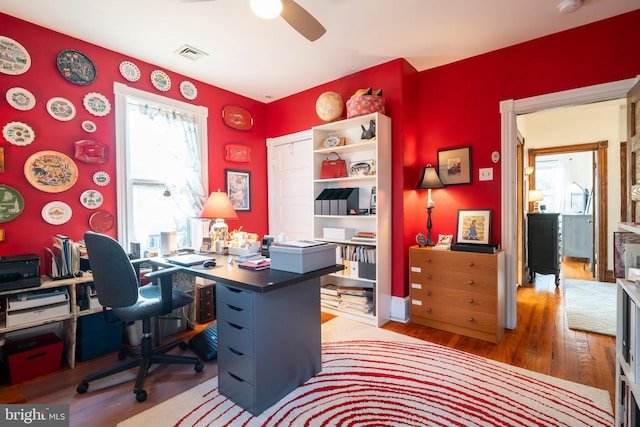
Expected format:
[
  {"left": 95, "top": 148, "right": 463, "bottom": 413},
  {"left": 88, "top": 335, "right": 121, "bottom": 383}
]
[
  {"left": 226, "top": 169, "right": 251, "bottom": 211},
  {"left": 319, "top": 136, "right": 345, "bottom": 149},
  {"left": 437, "top": 146, "right": 472, "bottom": 185},
  {"left": 349, "top": 159, "right": 376, "bottom": 176},
  {"left": 456, "top": 209, "right": 491, "bottom": 244}
]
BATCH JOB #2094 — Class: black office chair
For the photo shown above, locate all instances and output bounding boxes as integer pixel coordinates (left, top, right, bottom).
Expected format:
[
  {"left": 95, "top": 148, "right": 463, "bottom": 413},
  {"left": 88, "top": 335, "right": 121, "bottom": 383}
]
[{"left": 76, "top": 231, "right": 203, "bottom": 402}]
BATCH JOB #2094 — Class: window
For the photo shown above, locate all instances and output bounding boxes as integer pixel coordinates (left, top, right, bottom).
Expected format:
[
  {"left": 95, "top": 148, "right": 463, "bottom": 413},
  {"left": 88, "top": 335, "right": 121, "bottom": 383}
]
[{"left": 114, "top": 83, "right": 209, "bottom": 254}]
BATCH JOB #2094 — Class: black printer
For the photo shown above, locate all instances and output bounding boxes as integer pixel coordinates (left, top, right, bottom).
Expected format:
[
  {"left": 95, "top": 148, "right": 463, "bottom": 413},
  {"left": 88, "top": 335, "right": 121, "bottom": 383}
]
[{"left": 0, "top": 254, "right": 41, "bottom": 292}]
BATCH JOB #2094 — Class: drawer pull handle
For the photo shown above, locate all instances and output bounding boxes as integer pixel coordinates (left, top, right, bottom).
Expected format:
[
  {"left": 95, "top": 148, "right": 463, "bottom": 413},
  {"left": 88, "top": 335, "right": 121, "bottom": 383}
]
[
  {"left": 426, "top": 290, "right": 431, "bottom": 296},
  {"left": 228, "top": 346, "right": 244, "bottom": 356},
  {"left": 426, "top": 308, "right": 432, "bottom": 313},
  {"left": 226, "top": 304, "right": 242, "bottom": 312},
  {"left": 426, "top": 274, "right": 432, "bottom": 279},
  {"left": 468, "top": 317, "right": 475, "bottom": 322},
  {"left": 228, "top": 372, "right": 245, "bottom": 382},
  {"left": 426, "top": 257, "right": 432, "bottom": 263},
  {"left": 227, "top": 322, "right": 243, "bottom": 330},
  {"left": 468, "top": 262, "right": 474, "bottom": 267},
  {"left": 227, "top": 287, "right": 242, "bottom": 294},
  {"left": 468, "top": 298, "right": 474, "bottom": 304},
  {"left": 468, "top": 280, "right": 474, "bottom": 285}
]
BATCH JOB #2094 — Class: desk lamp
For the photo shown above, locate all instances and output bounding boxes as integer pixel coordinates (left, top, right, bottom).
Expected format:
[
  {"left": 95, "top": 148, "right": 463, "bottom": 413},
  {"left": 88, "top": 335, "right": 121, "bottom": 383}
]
[
  {"left": 416, "top": 164, "right": 445, "bottom": 246},
  {"left": 199, "top": 190, "right": 238, "bottom": 253},
  {"left": 529, "top": 189, "right": 544, "bottom": 213}
]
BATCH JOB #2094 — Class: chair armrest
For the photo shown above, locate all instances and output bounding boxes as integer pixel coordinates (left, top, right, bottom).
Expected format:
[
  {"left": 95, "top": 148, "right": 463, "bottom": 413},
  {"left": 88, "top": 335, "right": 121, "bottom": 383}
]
[{"left": 144, "top": 266, "right": 185, "bottom": 315}]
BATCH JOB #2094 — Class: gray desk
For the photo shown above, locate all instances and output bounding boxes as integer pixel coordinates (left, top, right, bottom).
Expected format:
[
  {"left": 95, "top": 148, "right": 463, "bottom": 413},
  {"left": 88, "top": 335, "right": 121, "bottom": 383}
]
[{"left": 183, "top": 258, "right": 342, "bottom": 416}]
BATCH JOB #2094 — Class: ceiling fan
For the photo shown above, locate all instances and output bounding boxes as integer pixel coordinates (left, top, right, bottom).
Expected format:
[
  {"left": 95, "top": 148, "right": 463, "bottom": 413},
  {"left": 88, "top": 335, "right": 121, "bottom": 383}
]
[{"left": 179, "top": 0, "right": 326, "bottom": 42}]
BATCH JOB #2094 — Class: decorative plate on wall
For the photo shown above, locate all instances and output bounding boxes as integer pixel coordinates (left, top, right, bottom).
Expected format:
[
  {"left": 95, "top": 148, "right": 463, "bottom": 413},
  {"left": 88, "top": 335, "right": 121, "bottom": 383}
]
[
  {"left": 6, "top": 87, "right": 36, "bottom": 111},
  {"left": 222, "top": 105, "right": 253, "bottom": 131},
  {"left": 0, "top": 36, "right": 31, "bottom": 75},
  {"left": 0, "top": 184, "right": 25, "bottom": 223},
  {"left": 80, "top": 189, "right": 103, "bottom": 209},
  {"left": 74, "top": 139, "right": 108, "bottom": 164},
  {"left": 41, "top": 201, "right": 72, "bottom": 225},
  {"left": 46, "top": 97, "right": 76, "bottom": 121},
  {"left": 56, "top": 49, "right": 97, "bottom": 85},
  {"left": 89, "top": 210, "right": 115, "bottom": 232},
  {"left": 92, "top": 171, "right": 110, "bottom": 186},
  {"left": 151, "top": 70, "right": 171, "bottom": 92},
  {"left": 180, "top": 81, "right": 197, "bottom": 100},
  {"left": 119, "top": 61, "right": 141, "bottom": 82},
  {"left": 83, "top": 92, "right": 111, "bottom": 116},
  {"left": 225, "top": 144, "right": 251, "bottom": 163},
  {"left": 24, "top": 150, "right": 78, "bottom": 193},
  {"left": 2, "top": 121, "right": 35, "bottom": 146},
  {"left": 82, "top": 120, "right": 97, "bottom": 133}
]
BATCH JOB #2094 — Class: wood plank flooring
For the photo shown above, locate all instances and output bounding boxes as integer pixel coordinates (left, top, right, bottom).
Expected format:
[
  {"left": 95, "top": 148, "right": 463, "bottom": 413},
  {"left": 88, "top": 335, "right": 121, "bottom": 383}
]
[{"left": 0, "top": 258, "right": 616, "bottom": 426}]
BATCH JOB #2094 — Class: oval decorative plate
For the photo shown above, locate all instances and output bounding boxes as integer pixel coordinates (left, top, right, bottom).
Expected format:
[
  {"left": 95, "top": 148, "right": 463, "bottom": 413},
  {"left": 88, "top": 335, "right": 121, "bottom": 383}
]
[
  {"left": 89, "top": 210, "right": 115, "bottom": 232},
  {"left": 180, "top": 81, "right": 197, "bottom": 100},
  {"left": 46, "top": 97, "right": 76, "bottom": 121},
  {"left": 56, "top": 49, "right": 97, "bottom": 85},
  {"left": 6, "top": 87, "right": 36, "bottom": 111},
  {"left": 24, "top": 150, "right": 78, "bottom": 193},
  {"left": 42, "top": 201, "right": 72, "bottom": 225},
  {"left": 83, "top": 92, "right": 111, "bottom": 116},
  {"left": 119, "top": 60, "right": 140, "bottom": 82},
  {"left": 80, "top": 189, "right": 103, "bottom": 209},
  {"left": 82, "top": 120, "right": 97, "bottom": 133},
  {"left": 0, "top": 36, "right": 31, "bottom": 75},
  {"left": 2, "top": 121, "right": 35, "bottom": 146},
  {"left": 93, "top": 171, "right": 110, "bottom": 186},
  {"left": 0, "top": 184, "right": 25, "bottom": 223},
  {"left": 151, "top": 70, "right": 171, "bottom": 92},
  {"left": 222, "top": 105, "right": 253, "bottom": 131}
]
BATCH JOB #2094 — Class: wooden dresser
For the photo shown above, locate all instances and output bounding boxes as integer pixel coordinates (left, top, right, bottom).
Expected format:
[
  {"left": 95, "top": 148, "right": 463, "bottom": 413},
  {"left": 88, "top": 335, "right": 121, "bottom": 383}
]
[{"left": 409, "top": 246, "right": 505, "bottom": 343}]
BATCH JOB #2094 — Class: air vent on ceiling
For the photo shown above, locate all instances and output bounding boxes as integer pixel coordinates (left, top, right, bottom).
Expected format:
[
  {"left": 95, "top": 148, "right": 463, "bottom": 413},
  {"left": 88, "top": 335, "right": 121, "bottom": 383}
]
[{"left": 175, "top": 44, "right": 209, "bottom": 61}]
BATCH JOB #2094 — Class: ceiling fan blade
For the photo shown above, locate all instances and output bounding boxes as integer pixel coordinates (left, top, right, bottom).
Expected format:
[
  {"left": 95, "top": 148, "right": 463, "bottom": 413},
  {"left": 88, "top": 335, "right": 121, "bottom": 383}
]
[{"left": 280, "top": 0, "right": 326, "bottom": 42}]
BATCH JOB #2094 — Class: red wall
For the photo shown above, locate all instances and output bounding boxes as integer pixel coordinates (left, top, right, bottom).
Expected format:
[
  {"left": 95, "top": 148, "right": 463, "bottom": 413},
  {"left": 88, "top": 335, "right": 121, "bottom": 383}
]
[{"left": 0, "top": 13, "right": 268, "bottom": 268}]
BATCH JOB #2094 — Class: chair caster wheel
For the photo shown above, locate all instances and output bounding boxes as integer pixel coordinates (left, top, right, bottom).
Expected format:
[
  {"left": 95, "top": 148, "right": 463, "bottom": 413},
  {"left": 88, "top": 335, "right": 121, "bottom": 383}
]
[
  {"left": 136, "top": 390, "right": 147, "bottom": 402},
  {"left": 195, "top": 362, "right": 203, "bottom": 372},
  {"left": 179, "top": 342, "right": 188, "bottom": 351},
  {"left": 77, "top": 383, "right": 88, "bottom": 394}
]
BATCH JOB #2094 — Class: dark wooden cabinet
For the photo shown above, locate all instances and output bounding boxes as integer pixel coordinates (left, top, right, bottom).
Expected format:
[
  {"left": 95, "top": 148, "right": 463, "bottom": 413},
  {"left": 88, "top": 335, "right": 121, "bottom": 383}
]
[
  {"left": 195, "top": 282, "right": 215, "bottom": 323},
  {"left": 527, "top": 213, "right": 560, "bottom": 285}
]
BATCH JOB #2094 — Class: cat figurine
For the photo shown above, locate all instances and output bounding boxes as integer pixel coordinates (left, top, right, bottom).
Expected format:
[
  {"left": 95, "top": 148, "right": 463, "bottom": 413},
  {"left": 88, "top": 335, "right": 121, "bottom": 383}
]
[{"left": 361, "top": 119, "right": 376, "bottom": 140}]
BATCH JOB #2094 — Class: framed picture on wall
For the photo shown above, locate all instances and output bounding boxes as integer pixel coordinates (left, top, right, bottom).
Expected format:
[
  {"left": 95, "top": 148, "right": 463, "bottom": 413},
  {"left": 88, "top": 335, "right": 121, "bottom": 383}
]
[
  {"left": 225, "top": 169, "right": 251, "bottom": 211},
  {"left": 456, "top": 209, "right": 491, "bottom": 245},
  {"left": 437, "top": 146, "right": 472, "bottom": 185}
]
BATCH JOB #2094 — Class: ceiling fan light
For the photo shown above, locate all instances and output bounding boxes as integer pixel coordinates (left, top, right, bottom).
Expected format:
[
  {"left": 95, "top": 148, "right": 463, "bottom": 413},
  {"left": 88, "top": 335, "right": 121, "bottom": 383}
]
[{"left": 250, "top": 0, "right": 283, "bottom": 19}]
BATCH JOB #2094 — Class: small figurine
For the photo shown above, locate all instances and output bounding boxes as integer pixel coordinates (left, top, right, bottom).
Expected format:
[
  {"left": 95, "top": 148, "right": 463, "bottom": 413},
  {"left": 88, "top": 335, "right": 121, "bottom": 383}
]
[{"left": 361, "top": 119, "right": 376, "bottom": 140}]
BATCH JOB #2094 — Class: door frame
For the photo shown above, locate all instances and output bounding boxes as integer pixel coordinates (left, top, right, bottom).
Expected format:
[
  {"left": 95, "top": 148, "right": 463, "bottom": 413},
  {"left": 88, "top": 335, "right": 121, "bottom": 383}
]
[{"left": 500, "top": 77, "right": 637, "bottom": 330}]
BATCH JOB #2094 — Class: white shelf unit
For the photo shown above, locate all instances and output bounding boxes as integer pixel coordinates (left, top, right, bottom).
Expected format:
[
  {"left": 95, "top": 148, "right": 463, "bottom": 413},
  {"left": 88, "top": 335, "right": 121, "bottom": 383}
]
[
  {"left": 616, "top": 221, "right": 640, "bottom": 425},
  {"left": 312, "top": 112, "right": 391, "bottom": 327}
]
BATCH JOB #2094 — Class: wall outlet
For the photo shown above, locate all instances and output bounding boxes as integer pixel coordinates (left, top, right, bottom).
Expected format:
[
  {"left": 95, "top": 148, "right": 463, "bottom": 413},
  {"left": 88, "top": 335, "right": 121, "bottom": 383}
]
[{"left": 479, "top": 167, "right": 493, "bottom": 181}]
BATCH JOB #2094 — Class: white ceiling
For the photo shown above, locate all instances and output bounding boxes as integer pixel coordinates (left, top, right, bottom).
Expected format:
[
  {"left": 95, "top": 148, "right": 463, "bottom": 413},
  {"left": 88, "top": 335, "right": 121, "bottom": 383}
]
[{"left": 2, "top": 0, "right": 638, "bottom": 103}]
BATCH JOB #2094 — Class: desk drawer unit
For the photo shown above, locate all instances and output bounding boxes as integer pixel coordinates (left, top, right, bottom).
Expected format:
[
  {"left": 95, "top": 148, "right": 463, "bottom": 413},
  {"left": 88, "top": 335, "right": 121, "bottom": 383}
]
[{"left": 409, "top": 247, "right": 505, "bottom": 343}]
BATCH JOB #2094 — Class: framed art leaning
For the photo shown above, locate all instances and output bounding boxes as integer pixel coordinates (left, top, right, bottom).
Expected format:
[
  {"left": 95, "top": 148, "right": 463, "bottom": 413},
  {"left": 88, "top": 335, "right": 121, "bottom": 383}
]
[{"left": 456, "top": 209, "right": 491, "bottom": 244}]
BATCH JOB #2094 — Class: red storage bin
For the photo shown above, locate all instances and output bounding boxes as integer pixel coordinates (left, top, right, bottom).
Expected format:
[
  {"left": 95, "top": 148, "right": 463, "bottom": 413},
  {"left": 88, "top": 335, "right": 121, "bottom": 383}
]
[{"left": 5, "top": 332, "right": 63, "bottom": 384}]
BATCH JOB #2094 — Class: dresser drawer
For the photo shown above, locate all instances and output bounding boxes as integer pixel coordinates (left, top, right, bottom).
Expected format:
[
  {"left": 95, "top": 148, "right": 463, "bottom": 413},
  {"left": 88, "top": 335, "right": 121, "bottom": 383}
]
[
  {"left": 219, "top": 343, "right": 254, "bottom": 384},
  {"left": 217, "top": 300, "right": 254, "bottom": 329},
  {"left": 411, "top": 286, "right": 497, "bottom": 314},
  {"left": 217, "top": 284, "right": 254, "bottom": 311},
  {"left": 411, "top": 302, "right": 497, "bottom": 334},
  {"left": 219, "top": 369, "right": 255, "bottom": 413},
  {"left": 218, "top": 319, "right": 254, "bottom": 357},
  {"left": 410, "top": 270, "right": 497, "bottom": 295},
  {"left": 410, "top": 250, "right": 497, "bottom": 276}
]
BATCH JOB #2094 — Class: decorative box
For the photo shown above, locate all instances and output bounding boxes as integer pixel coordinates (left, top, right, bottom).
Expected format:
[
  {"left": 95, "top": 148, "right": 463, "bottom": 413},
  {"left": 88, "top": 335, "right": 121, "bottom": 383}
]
[
  {"left": 270, "top": 242, "right": 337, "bottom": 273},
  {"left": 323, "top": 227, "right": 355, "bottom": 240},
  {"left": 346, "top": 95, "right": 385, "bottom": 118},
  {"left": 5, "top": 332, "right": 63, "bottom": 384}
]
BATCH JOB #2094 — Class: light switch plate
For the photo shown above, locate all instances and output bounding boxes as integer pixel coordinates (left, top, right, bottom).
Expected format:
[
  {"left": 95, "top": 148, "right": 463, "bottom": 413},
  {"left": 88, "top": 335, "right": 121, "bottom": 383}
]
[{"left": 479, "top": 167, "right": 493, "bottom": 181}]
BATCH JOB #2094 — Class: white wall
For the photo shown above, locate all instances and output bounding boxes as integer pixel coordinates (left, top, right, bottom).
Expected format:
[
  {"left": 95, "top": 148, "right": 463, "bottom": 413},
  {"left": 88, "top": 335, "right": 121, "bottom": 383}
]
[{"left": 517, "top": 98, "right": 627, "bottom": 270}]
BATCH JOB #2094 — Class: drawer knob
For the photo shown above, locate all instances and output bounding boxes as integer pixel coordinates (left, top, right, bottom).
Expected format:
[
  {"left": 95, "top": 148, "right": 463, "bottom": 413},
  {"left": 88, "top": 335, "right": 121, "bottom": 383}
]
[
  {"left": 468, "top": 262, "right": 474, "bottom": 267},
  {"left": 426, "top": 308, "right": 432, "bottom": 313},
  {"left": 468, "top": 280, "right": 474, "bottom": 285},
  {"left": 426, "top": 257, "right": 432, "bottom": 263},
  {"left": 468, "top": 298, "right": 474, "bottom": 304},
  {"left": 468, "top": 317, "right": 475, "bottom": 322},
  {"left": 426, "top": 274, "right": 432, "bottom": 279},
  {"left": 426, "top": 290, "right": 431, "bottom": 296}
]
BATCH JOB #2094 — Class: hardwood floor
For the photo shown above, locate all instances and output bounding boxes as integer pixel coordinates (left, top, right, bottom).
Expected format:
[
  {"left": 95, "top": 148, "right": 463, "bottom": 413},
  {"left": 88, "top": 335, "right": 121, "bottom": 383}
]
[{"left": 0, "top": 258, "right": 615, "bottom": 426}]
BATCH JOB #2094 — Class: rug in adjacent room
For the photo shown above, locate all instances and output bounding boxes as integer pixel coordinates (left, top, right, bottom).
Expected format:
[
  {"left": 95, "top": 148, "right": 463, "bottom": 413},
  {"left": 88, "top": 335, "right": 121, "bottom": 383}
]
[
  {"left": 565, "top": 278, "right": 616, "bottom": 336},
  {"left": 118, "top": 317, "right": 613, "bottom": 427}
]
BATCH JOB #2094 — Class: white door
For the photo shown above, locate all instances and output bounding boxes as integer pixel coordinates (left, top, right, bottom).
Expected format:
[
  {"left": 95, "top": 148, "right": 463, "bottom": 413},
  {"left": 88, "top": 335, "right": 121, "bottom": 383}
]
[{"left": 267, "top": 130, "right": 313, "bottom": 241}]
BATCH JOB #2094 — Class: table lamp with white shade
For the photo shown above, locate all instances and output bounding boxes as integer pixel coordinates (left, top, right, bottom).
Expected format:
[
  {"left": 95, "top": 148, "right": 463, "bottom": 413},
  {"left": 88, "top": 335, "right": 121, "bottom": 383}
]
[
  {"left": 528, "top": 189, "right": 544, "bottom": 213},
  {"left": 416, "top": 164, "right": 446, "bottom": 246},
  {"left": 199, "top": 190, "right": 239, "bottom": 253}
]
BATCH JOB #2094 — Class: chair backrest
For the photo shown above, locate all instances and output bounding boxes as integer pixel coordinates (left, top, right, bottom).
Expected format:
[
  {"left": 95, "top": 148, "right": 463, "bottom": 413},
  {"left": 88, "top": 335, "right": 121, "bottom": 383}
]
[{"left": 84, "top": 231, "right": 139, "bottom": 308}]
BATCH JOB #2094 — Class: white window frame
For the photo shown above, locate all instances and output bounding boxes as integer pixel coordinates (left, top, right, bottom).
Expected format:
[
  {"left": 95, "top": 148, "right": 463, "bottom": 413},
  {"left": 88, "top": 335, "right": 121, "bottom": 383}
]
[{"left": 113, "top": 82, "right": 209, "bottom": 247}]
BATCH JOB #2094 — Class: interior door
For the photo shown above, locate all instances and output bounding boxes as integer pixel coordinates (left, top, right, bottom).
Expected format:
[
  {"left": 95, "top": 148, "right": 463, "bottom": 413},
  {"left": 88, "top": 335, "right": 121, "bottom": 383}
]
[
  {"left": 267, "top": 130, "right": 314, "bottom": 241},
  {"left": 628, "top": 80, "right": 640, "bottom": 221}
]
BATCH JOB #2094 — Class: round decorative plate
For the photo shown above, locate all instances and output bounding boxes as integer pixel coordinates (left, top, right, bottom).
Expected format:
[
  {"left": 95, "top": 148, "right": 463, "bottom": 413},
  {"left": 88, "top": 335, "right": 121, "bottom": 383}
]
[
  {"left": 56, "top": 49, "right": 97, "bottom": 85},
  {"left": 180, "top": 81, "right": 197, "bottom": 100},
  {"left": 2, "top": 121, "right": 35, "bottom": 146},
  {"left": 93, "top": 171, "right": 110, "bottom": 186},
  {"left": 24, "top": 150, "right": 78, "bottom": 193},
  {"left": 83, "top": 92, "right": 111, "bottom": 116},
  {"left": 80, "top": 189, "right": 103, "bottom": 209},
  {"left": 82, "top": 120, "right": 97, "bottom": 133},
  {"left": 151, "top": 70, "right": 171, "bottom": 92},
  {"left": 6, "top": 87, "right": 36, "bottom": 111},
  {"left": 0, "top": 36, "right": 31, "bottom": 75},
  {"left": 119, "top": 61, "right": 140, "bottom": 82},
  {"left": 89, "top": 210, "right": 115, "bottom": 232},
  {"left": 0, "top": 184, "right": 25, "bottom": 223},
  {"left": 46, "top": 97, "right": 76, "bottom": 121},
  {"left": 41, "top": 201, "right": 72, "bottom": 225}
]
